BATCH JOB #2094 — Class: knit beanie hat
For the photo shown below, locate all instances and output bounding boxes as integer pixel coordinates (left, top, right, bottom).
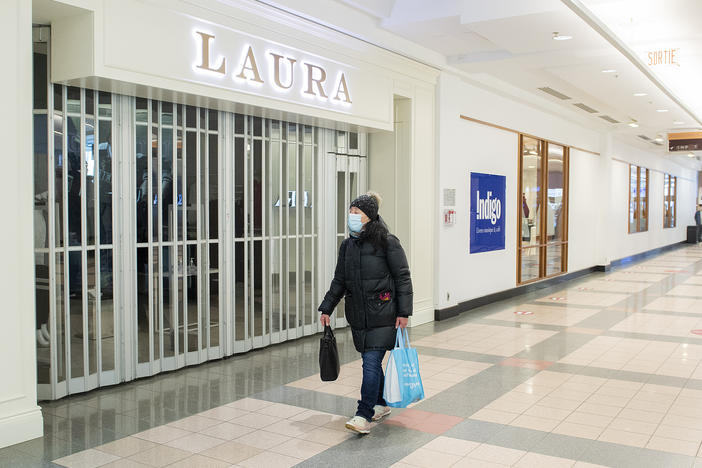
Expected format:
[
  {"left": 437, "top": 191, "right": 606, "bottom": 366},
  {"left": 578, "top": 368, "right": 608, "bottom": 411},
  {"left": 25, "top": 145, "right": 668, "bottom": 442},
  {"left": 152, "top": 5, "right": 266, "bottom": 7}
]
[{"left": 350, "top": 193, "right": 379, "bottom": 221}]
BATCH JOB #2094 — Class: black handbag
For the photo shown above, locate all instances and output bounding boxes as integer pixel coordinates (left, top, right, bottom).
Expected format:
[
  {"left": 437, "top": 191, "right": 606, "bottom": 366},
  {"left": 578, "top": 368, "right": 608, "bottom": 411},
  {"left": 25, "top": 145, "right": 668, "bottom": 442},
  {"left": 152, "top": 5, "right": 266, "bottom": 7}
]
[{"left": 319, "top": 325, "right": 340, "bottom": 381}]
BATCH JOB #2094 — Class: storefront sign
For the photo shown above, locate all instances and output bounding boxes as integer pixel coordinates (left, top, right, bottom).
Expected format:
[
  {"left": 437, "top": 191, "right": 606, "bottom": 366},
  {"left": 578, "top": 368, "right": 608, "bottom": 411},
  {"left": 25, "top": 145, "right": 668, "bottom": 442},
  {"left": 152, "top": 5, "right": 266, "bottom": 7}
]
[
  {"left": 194, "top": 32, "right": 352, "bottom": 105},
  {"left": 470, "top": 172, "right": 506, "bottom": 254},
  {"left": 669, "top": 132, "right": 702, "bottom": 152}
]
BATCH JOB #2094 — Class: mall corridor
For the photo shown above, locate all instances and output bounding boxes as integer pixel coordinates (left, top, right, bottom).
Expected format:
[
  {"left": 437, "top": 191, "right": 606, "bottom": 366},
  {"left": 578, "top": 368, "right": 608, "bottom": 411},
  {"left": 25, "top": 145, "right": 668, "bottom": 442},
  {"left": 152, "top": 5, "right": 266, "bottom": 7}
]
[{"left": 1, "top": 245, "right": 702, "bottom": 467}]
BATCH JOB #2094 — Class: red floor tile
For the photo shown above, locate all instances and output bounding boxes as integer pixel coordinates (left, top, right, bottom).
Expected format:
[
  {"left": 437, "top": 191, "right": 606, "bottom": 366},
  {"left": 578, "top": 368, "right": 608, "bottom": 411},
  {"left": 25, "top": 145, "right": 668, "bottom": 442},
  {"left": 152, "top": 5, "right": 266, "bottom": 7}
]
[{"left": 383, "top": 409, "right": 463, "bottom": 434}]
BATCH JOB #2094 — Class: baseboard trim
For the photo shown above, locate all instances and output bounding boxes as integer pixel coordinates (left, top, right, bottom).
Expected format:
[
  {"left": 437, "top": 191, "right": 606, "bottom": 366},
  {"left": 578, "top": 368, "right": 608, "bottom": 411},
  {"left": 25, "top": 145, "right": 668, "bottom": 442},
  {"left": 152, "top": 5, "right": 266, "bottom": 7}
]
[
  {"left": 0, "top": 406, "right": 43, "bottom": 449},
  {"left": 434, "top": 241, "right": 687, "bottom": 322}
]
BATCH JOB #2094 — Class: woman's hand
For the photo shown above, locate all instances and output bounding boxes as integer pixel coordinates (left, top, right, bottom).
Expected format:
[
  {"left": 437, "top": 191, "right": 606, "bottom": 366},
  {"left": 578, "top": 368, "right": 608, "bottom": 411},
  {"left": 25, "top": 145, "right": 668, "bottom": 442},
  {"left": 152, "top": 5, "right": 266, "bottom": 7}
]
[
  {"left": 320, "top": 314, "right": 331, "bottom": 326},
  {"left": 395, "top": 317, "right": 408, "bottom": 329}
]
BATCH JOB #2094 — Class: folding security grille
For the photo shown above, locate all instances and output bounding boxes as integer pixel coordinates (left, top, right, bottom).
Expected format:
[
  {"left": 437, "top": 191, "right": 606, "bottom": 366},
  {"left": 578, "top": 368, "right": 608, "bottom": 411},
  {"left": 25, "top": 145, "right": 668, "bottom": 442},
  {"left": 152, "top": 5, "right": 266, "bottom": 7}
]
[{"left": 33, "top": 30, "right": 368, "bottom": 400}]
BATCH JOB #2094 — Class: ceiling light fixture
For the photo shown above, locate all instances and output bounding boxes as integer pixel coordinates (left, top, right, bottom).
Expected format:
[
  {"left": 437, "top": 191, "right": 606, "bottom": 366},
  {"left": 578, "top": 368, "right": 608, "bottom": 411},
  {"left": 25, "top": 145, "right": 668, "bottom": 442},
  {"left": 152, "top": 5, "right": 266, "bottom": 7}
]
[
  {"left": 656, "top": 109, "right": 669, "bottom": 113},
  {"left": 552, "top": 32, "right": 572, "bottom": 41},
  {"left": 628, "top": 122, "right": 639, "bottom": 128},
  {"left": 689, "top": 153, "right": 695, "bottom": 158},
  {"left": 601, "top": 69, "right": 617, "bottom": 73},
  {"left": 655, "top": 137, "right": 664, "bottom": 142},
  {"left": 674, "top": 121, "right": 685, "bottom": 125},
  {"left": 633, "top": 93, "right": 647, "bottom": 97}
]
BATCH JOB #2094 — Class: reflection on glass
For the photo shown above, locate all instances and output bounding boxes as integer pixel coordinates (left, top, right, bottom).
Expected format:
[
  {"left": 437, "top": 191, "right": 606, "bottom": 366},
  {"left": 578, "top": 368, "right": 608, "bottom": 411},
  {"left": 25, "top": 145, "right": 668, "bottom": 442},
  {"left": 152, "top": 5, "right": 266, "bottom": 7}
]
[
  {"left": 234, "top": 138, "right": 245, "bottom": 238},
  {"left": 67, "top": 87, "right": 80, "bottom": 114},
  {"left": 254, "top": 140, "right": 263, "bottom": 236},
  {"left": 98, "top": 92, "right": 111, "bottom": 118},
  {"left": 336, "top": 236, "right": 345, "bottom": 320},
  {"left": 288, "top": 239, "right": 298, "bottom": 329},
  {"left": 337, "top": 173, "right": 346, "bottom": 234},
  {"left": 208, "top": 110, "right": 218, "bottom": 131},
  {"left": 100, "top": 249, "right": 114, "bottom": 372},
  {"left": 136, "top": 97, "right": 147, "bottom": 123},
  {"left": 186, "top": 106, "right": 196, "bottom": 129},
  {"left": 67, "top": 116, "right": 82, "bottom": 246},
  {"left": 303, "top": 142, "right": 313, "bottom": 235},
  {"left": 305, "top": 237, "right": 313, "bottom": 326},
  {"left": 136, "top": 124, "right": 148, "bottom": 243},
  {"left": 546, "top": 144, "right": 564, "bottom": 242},
  {"left": 187, "top": 245, "right": 199, "bottom": 352},
  {"left": 670, "top": 176, "right": 676, "bottom": 227},
  {"left": 664, "top": 174, "right": 670, "bottom": 228},
  {"left": 177, "top": 129, "right": 184, "bottom": 242},
  {"left": 86, "top": 117, "right": 95, "bottom": 245},
  {"left": 152, "top": 247, "right": 160, "bottom": 359},
  {"left": 520, "top": 247, "right": 540, "bottom": 283},
  {"left": 56, "top": 253, "right": 66, "bottom": 382},
  {"left": 137, "top": 247, "right": 149, "bottom": 363},
  {"left": 209, "top": 134, "right": 218, "bottom": 238},
  {"left": 54, "top": 84, "right": 63, "bottom": 112},
  {"left": 521, "top": 137, "right": 541, "bottom": 248},
  {"left": 629, "top": 165, "right": 638, "bottom": 233},
  {"left": 36, "top": 260, "right": 50, "bottom": 384},
  {"left": 200, "top": 130, "right": 207, "bottom": 239},
  {"left": 163, "top": 246, "right": 174, "bottom": 358},
  {"left": 200, "top": 243, "right": 207, "bottom": 351},
  {"left": 235, "top": 242, "right": 245, "bottom": 340},
  {"left": 178, "top": 245, "right": 185, "bottom": 354},
  {"left": 85, "top": 89, "right": 94, "bottom": 116},
  {"left": 639, "top": 168, "right": 648, "bottom": 232},
  {"left": 98, "top": 120, "right": 112, "bottom": 245},
  {"left": 546, "top": 244, "right": 563, "bottom": 276},
  {"left": 152, "top": 125, "right": 159, "bottom": 242},
  {"left": 54, "top": 103, "right": 64, "bottom": 247},
  {"left": 69, "top": 251, "right": 84, "bottom": 377},
  {"left": 186, "top": 131, "right": 197, "bottom": 240},
  {"left": 210, "top": 244, "right": 219, "bottom": 347},
  {"left": 87, "top": 251, "right": 97, "bottom": 375},
  {"left": 253, "top": 240, "right": 263, "bottom": 337},
  {"left": 33, "top": 52, "right": 48, "bottom": 110},
  {"left": 162, "top": 127, "right": 174, "bottom": 241},
  {"left": 162, "top": 102, "right": 173, "bottom": 126}
]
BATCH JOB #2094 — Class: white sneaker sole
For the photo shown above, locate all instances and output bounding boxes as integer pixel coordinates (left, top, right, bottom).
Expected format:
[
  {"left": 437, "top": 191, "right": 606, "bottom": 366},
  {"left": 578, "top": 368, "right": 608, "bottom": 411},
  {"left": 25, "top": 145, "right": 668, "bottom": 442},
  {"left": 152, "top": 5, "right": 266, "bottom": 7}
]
[
  {"left": 372, "top": 409, "right": 391, "bottom": 421},
  {"left": 345, "top": 422, "right": 370, "bottom": 434}
]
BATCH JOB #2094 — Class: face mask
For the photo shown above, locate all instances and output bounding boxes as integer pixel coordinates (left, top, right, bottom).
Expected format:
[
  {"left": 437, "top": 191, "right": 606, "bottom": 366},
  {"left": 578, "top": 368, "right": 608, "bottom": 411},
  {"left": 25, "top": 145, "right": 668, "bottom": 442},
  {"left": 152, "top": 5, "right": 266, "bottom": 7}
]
[{"left": 348, "top": 213, "right": 363, "bottom": 233}]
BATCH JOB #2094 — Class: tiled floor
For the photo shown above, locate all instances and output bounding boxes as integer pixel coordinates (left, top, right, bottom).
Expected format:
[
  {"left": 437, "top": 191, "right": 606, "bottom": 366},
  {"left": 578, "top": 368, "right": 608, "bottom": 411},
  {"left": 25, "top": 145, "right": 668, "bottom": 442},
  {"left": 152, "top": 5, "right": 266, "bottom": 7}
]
[{"left": 8, "top": 244, "right": 702, "bottom": 467}]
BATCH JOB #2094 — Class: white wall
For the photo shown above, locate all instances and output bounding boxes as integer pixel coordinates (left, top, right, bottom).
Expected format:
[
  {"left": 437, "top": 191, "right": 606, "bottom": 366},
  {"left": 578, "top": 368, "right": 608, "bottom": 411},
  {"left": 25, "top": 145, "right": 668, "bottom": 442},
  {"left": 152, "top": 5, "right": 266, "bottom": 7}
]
[
  {"left": 0, "top": 0, "right": 44, "bottom": 448},
  {"left": 606, "top": 139, "right": 696, "bottom": 262}
]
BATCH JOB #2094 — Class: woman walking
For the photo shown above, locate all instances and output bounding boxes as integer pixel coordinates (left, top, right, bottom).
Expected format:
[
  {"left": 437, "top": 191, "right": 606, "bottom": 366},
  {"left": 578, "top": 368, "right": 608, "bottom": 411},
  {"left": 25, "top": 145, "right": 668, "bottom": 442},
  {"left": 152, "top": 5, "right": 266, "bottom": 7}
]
[{"left": 319, "top": 192, "right": 413, "bottom": 434}]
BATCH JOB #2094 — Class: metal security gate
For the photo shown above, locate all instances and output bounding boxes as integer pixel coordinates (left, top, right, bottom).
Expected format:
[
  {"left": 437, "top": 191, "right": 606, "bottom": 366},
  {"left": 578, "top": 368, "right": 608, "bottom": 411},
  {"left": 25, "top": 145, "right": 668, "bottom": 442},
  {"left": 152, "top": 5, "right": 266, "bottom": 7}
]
[{"left": 33, "top": 29, "right": 369, "bottom": 399}]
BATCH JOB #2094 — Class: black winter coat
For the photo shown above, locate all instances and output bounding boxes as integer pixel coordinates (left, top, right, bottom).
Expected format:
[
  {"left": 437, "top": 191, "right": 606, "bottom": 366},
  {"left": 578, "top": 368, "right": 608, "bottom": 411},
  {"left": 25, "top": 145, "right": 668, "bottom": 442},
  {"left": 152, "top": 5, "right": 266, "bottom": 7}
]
[{"left": 319, "top": 233, "right": 413, "bottom": 353}]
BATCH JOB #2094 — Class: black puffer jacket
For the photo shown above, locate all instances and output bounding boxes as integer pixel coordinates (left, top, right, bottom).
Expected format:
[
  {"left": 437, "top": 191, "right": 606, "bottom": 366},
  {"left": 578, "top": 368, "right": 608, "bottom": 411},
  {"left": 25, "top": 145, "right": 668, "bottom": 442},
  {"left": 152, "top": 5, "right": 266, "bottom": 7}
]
[{"left": 319, "top": 233, "right": 413, "bottom": 353}]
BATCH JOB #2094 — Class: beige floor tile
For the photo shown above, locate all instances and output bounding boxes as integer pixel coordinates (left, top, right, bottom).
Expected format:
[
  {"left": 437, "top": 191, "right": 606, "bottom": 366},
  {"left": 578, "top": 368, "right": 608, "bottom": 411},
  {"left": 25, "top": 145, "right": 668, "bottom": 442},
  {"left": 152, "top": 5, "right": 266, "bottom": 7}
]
[
  {"left": 237, "top": 451, "right": 302, "bottom": 468},
  {"left": 597, "top": 428, "right": 650, "bottom": 447},
  {"left": 655, "top": 424, "right": 702, "bottom": 442},
  {"left": 263, "top": 419, "right": 318, "bottom": 437},
  {"left": 523, "top": 405, "right": 572, "bottom": 420},
  {"left": 576, "top": 403, "right": 620, "bottom": 418},
  {"left": 647, "top": 436, "right": 700, "bottom": 456},
  {"left": 607, "top": 418, "right": 657, "bottom": 435},
  {"left": 234, "top": 430, "right": 291, "bottom": 450},
  {"left": 225, "top": 398, "right": 275, "bottom": 412},
  {"left": 54, "top": 449, "right": 120, "bottom": 468},
  {"left": 298, "top": 426, "right": 353, "bottom": 446},
  {"left": 256, "top": 403, "right": 308, "bottom": 419},
  {"left": 513, "top": 452, "right": 576, "bottom": 468},
  {"left": 133, "top": 425, "right": 192, "bottom": 444},
  {"left": 166, "top": 454, "right": 231, "bottom": 468},
  {"left": 164, "top": 433, "right": 227, "bottom": 453},
  {"left": 470, "top": 408, "right": 519, "bottom": 424},
  {"left": 452, "top": 457, "right": 509, "bottom": 467},
  {"left": 269, "top": 438, "right": 329, "bottom": 459},
  {"left": 95, "top": 436, "right": 157, "bottom": 458},
  {"left": 288, "top": 409, "right": 341, "bottom": 426},
  {"left": 199, "top": 441, "right": 262, "bottom": 464},
  {"left": 537, "top": 397, "right": 583, "bottom": 412},
  {"left": 661, "top": 413, "right": 702, "bottom": 430},
  {"left": 127, "top": 445, "right": 191, "bottom": 467},
  {"left": 572, "top": 462, "right": 611, "bottom": 468},
  {"left": 553, "top": 422, "right": 603, "bottom": 439},
  {"left": 199, "top": 422, "right": 256, "bottom": 440},
  {"left": 99, "top": 460, "right": 151, "bottom": 468},
  {"left": 564, "top": 411, "right": 614, "bottom": 428},
  {"left": 167, "top": 415, "right": 221, "bottom": 432},
  {"left": 616, "top": 408, "right": 664, "bottom": 424},
  {"left": 586, "top": 394, "right": 630, "bottom": 408},
  {"left": 511, "top": 414, "right": 561, "bottom": 432},
  {"left": 421, "top": 436, "right": 480, "bottom": 457},
  {"left": 198, "top": 406, "right": 250, "bottom": 421},
  {"left": 229, "top": 412, "right": 281, "bottom": 429},
  {"left": 468, "top": 444, "right": 526, "bottom": 465}
]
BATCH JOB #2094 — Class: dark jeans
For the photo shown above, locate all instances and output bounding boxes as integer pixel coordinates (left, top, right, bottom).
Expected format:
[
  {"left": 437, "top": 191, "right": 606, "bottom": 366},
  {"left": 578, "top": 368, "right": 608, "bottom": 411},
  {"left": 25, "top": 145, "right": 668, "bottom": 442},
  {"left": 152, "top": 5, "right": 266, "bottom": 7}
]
[{"left": 356, "top": 350, "right": 387, "bottom": 421}]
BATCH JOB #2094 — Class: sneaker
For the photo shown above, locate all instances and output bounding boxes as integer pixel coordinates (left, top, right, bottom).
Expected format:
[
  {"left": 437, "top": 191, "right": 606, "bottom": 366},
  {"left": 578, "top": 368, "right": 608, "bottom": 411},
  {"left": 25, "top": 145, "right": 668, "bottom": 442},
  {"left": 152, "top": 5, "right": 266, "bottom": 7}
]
[
  {"left": 345, "top": 416, "right": 371, "bottom": 434},
  {"left": 372, "top": 405, "right": 391, "bottom": 421}
]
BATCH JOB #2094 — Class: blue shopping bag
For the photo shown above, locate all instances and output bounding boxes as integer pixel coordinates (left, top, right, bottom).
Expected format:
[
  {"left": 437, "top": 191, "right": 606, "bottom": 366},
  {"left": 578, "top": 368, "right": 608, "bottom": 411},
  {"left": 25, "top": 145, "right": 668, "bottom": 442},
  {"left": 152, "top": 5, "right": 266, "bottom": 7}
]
[{"left": 383, "top": 328, "right": 425, "bottom": 408}]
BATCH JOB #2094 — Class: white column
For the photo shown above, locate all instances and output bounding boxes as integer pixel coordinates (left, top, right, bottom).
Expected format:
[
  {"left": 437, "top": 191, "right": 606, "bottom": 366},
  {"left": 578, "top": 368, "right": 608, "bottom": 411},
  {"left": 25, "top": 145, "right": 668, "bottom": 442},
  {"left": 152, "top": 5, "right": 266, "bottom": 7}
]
[{"left": 0, "top": 0, "right": 44, "bottom": 448}]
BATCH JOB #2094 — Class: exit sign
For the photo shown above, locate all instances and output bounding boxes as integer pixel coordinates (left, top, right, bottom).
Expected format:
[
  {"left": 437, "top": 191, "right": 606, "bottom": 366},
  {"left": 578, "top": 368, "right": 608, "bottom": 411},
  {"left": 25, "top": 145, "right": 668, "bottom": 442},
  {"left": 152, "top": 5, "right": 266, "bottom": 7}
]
[{"left": 668, "top": 132, "right": 702, "bottom": 152}]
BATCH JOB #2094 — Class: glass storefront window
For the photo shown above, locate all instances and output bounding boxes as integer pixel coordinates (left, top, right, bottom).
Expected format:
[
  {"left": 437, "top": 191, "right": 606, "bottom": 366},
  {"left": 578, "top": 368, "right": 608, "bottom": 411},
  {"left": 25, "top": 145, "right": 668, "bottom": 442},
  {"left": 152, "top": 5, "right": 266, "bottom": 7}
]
[
  {"left": 629, "top": 165, "right": 649, "bottom": 233},
  {"left": 664, "top": 173, "right": 677, "bottom": 229}
]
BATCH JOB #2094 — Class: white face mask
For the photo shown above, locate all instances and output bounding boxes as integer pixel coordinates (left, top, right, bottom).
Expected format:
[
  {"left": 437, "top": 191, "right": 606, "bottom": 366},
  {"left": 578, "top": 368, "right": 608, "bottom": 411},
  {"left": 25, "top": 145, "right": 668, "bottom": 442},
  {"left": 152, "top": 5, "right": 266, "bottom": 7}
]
[{"left": 348, "top": 213, "right": 363, "bottom": 233}]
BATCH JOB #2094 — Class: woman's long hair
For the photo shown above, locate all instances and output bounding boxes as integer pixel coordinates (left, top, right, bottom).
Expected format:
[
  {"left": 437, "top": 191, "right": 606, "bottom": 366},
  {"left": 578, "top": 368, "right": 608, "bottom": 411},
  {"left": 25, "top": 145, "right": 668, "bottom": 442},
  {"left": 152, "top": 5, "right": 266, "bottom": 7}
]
[{"left": 361, "top": 192, "right": 389, "bottom": 251}]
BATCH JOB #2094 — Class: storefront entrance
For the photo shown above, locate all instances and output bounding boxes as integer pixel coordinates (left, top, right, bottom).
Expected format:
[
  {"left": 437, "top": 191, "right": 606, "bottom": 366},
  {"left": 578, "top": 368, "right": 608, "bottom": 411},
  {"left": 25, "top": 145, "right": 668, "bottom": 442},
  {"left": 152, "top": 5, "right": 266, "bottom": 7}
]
[{"left": 32, "top": 32, "right": 368, "bottom": 400}]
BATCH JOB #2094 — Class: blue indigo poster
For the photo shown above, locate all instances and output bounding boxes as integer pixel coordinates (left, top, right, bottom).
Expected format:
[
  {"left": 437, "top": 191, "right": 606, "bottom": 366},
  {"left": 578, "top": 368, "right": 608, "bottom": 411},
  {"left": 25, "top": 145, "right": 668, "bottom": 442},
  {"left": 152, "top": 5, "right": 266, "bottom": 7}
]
[{"left": 470, "top": 172, "right": 506, "bottom": 254}]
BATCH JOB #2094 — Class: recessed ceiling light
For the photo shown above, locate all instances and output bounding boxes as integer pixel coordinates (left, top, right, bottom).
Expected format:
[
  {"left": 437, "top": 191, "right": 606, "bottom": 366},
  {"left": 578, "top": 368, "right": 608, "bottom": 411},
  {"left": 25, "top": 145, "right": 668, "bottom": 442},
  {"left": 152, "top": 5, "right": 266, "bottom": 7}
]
[
  {"left": 602, "top": 69, "right": 617, "bottom": 73},
  {"left": 655, "top": 137, "right": 664, "bottom": 142},
  {"left": 656, "top": 109, "right": 669, "bottom": 113},
  {"left": 552, "top": 32, "right": 572, "bottom": 41},
  {"left": 628, "top": 122, "right": 639, "bottom": 128},
  {"left": 674, "top": 121, "right": 685, "bottom": 125},
  {"left": 688, "top": 153, "right": 695, "bottom": 158},
  {"left": 633, "top": 93, "right": 647, "bottom": 97}
]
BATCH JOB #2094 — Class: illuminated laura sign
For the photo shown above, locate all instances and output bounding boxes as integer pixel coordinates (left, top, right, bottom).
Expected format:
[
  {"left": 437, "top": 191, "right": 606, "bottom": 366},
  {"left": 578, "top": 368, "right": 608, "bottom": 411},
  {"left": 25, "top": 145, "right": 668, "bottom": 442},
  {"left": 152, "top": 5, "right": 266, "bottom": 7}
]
[{"left": 194, "top": 31, "right": 352, "bottom": 105}]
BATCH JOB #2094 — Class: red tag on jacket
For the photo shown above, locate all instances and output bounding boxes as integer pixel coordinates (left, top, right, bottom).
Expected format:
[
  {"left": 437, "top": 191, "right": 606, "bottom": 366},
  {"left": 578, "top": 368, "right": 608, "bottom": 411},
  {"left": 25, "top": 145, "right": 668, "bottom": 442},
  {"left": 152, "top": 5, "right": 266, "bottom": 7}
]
[{"left": 379, "top": 292, "right": 391, "bottom": 302}]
